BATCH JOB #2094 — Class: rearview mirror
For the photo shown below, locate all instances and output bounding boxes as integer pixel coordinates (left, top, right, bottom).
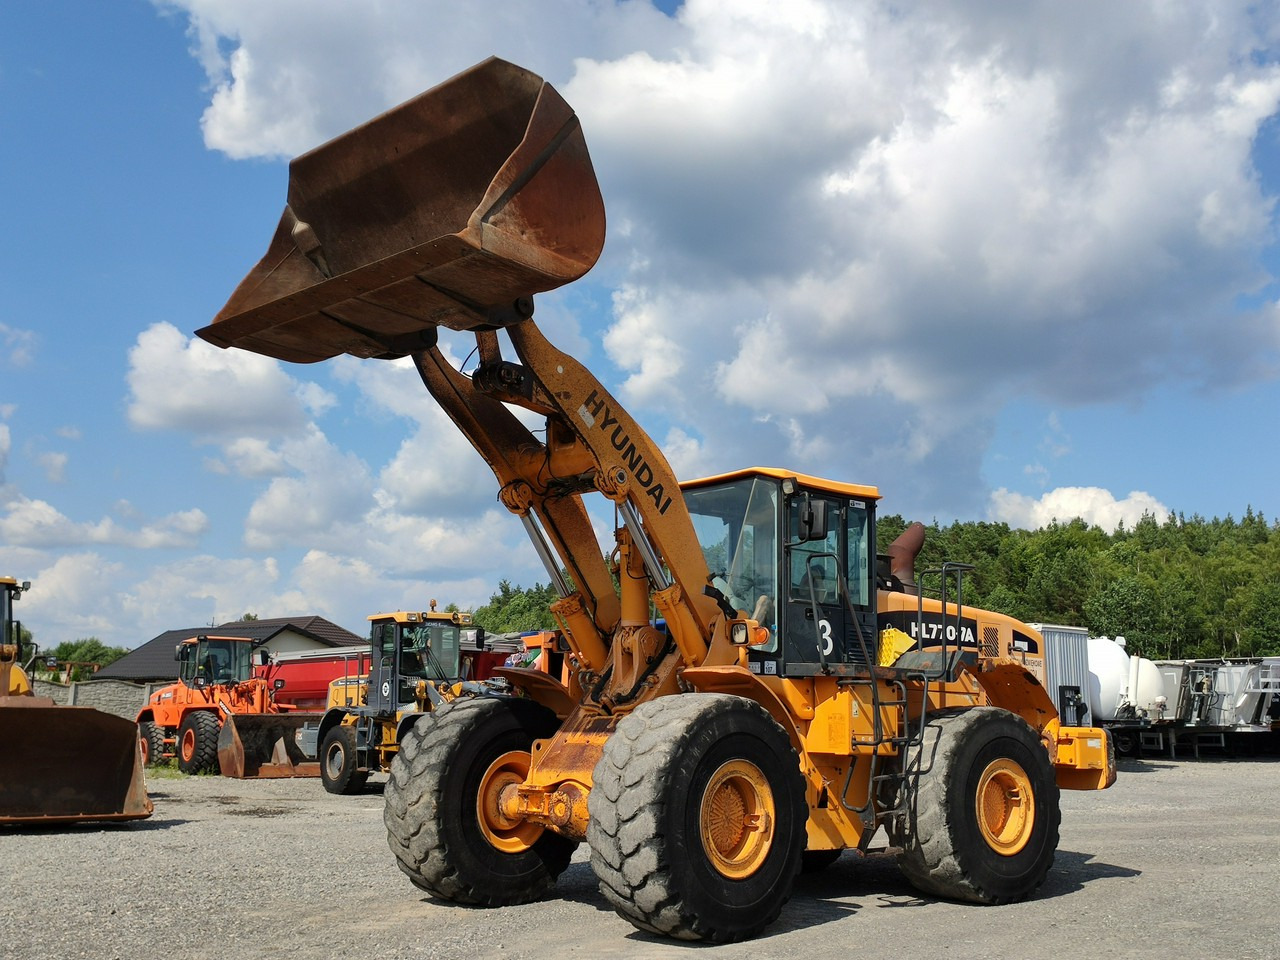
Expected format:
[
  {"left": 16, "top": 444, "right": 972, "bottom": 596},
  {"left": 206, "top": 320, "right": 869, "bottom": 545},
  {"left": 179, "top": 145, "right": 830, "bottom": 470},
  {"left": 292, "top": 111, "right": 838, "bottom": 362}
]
[{"left": 800, "top": 498, "right": 828, "bottom": 542}]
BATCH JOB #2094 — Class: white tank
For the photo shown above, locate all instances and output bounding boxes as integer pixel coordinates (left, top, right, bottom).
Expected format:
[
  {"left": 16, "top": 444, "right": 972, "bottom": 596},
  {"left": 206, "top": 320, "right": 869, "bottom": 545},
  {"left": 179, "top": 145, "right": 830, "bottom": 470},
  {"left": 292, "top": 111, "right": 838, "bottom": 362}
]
[
  {"left": 1131, "top": 657, "right": 1167, "bottom": 718},
  {"left": 1086, "top": 635, "right": 1130, "bottom": 722},
  {"left": 1086, "top": 635, "right": 1167, "bottom": 721}
]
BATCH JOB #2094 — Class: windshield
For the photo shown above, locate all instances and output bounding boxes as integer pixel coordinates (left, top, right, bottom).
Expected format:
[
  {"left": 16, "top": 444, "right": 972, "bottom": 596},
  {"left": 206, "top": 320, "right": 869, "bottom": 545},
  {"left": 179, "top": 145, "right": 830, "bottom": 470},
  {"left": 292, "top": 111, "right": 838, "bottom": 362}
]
[
  {"left": 180, "top": 638, "right": 253, "bottom": 686},
  {"left": 683, "top": 477, "right": 779, "bottom": 639},
  {"left": 396, "top": 622, "right": 462, "bottom": 681}
]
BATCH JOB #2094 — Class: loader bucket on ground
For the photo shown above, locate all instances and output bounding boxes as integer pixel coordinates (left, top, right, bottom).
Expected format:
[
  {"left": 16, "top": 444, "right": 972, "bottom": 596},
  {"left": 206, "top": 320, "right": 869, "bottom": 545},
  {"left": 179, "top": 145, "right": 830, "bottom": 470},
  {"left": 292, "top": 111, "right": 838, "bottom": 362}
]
[
  {"left": 217, "top": 712, "right": 322, "bottom": 779},
  {"left": 197, "top": 56, "right": 605, "bottom": 364},
  {"left": 0, "top": 698, "right": 152, "bottom": 825}
]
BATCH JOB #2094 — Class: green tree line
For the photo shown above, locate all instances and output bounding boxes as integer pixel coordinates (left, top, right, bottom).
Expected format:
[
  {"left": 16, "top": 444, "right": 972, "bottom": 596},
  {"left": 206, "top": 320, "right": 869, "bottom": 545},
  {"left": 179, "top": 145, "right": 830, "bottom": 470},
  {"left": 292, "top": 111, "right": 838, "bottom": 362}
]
[
  {"left": 25, "top": 637, "right": 130, "bottom": 682},
  {"left": 470, "top": 579, "right": 561, "bottom": 634},
  {"left": 879, "top": 508, "right": 1280, "bottom": 661}
]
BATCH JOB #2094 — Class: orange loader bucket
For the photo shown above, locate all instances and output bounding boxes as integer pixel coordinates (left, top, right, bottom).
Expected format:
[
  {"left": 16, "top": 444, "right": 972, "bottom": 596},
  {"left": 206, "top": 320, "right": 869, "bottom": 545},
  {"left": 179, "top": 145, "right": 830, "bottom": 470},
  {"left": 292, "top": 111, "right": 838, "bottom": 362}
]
[
  {"left": 217, "top": 711, "right": 322, "bottom": 779},
  {"left": 0, "top": 698, "right": 152, "bottom": 825},
  {"left": 197, "top": 57, "right": 605, "bottom": 364}
]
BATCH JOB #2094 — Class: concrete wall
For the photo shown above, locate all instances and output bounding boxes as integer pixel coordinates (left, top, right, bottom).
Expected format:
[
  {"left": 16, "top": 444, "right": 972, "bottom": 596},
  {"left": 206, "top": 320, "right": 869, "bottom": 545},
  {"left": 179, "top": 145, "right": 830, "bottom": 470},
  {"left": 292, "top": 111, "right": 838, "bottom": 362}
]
[{"left": 31, "top": 678, "right": 160, "bottom": 721}]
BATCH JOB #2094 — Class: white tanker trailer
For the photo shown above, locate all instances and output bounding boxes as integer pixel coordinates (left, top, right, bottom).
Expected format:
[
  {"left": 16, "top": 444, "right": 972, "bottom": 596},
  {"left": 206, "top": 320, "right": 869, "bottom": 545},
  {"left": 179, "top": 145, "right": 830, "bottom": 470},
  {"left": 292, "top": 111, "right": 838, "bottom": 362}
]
[
  {"left": 1038, "top": 625, "right": 1279, "bottom": 757},
  {"left": 1084, "top": 635, "right": 1168, "bottom": 755}
]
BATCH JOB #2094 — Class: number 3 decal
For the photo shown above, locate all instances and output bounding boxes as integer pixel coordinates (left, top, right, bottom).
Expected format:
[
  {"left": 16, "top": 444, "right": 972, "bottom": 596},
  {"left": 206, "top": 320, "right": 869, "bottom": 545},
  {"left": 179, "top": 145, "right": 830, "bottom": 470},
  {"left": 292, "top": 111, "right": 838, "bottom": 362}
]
[{"left": 818, "top": 619, "right": 834, "bottom": 656}]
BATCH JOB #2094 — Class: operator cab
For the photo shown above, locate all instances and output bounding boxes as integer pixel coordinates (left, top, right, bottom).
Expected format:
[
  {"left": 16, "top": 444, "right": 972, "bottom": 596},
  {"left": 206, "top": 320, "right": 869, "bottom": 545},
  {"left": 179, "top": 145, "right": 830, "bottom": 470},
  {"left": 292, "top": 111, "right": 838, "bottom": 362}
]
[
  {"left": 176, "top": 636, "right": 254, "bottom": 687},
  {"left": 682, "top": 468, "right": 879, "bottom": 678},
  {"left": 366, "top": 611, "right": 466, "bottom": 712}
]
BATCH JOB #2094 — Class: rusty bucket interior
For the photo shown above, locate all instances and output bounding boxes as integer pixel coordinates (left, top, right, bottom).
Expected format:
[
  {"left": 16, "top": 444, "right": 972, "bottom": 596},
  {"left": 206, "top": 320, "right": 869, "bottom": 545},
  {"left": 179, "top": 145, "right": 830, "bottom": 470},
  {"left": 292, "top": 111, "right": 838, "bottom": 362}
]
[
  {"left": 0, "top": 699, "right": 152, "bottom": 825},
  {"left": 217, "top": 712, "right": 322, "bottom": 779},
  {"left": 197, "top": 56, "right": 605, "bottom": 365}
]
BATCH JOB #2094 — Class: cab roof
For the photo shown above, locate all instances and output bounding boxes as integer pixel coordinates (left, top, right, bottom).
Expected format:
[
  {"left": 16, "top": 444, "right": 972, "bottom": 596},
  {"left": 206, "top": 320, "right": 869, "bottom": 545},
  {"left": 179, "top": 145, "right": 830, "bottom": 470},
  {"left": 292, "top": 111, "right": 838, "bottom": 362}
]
[
  {"left": 367, "top": 610, "right": 472, "bottom": 625},
  {"left": 680, "top": 467, "right": 880, "bottom": 501}
]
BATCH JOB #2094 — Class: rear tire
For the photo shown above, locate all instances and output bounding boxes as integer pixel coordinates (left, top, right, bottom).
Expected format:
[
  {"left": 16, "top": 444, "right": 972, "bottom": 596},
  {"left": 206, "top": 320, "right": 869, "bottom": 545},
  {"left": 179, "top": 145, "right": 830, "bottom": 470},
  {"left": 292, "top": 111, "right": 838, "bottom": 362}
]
[
  {"left": 895, "top": 707, "right": 1060, "bottom": 904},
  {"left": 138, "top": 720, "right": 165, "bottom": 766},
  {"left": 321, "top": 724, "right": 368, "bottom": 795},
  {"left": 384, "top": 696, "right": 576, "bottom": 904},
  {"left": 176, "top": 711, "right": 220, "bottom": 774},
  {"left": 587, "top": 694, "right": 806, "bottom": 943}
]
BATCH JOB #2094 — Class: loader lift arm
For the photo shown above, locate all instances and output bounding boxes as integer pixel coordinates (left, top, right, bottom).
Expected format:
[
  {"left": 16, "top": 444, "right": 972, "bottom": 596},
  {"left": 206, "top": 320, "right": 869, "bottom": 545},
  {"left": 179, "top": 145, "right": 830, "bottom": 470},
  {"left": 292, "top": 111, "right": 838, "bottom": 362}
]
[{"left": 412, "top": 318, "right": 722, "bottom": 697}]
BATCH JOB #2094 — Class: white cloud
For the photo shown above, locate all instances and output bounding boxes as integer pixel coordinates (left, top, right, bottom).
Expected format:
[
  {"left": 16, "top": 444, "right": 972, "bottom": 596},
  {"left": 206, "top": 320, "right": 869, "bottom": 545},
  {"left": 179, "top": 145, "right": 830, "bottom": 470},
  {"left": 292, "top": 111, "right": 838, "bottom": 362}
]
[
  {"left": 36, "top": 452, "right": 67, "bottom": 484},
  {"left": 0, "top": 494, "right": 208, "bottom": 549},
  {"left": 0, "top": 323, "right": 36, "bottom": 367},
  {"left": 989, "top": 486, "right": 1170, "bottom": 531},
  {"left": 119, "top": 554, "right": 285, "bottom": 635},
  {"left": 126, "top": 322, "right": 330, "bottom": 439},
  {"left": 160, "top": 0, "right": 683, "bottom": 159},
  {"left": 242, "top": 425, "right": 374, "bottom": 550},
  {"left": 217, "top": 437, "right": 288, "bottom": 477},
  {"left": 18, "top": 553, "right": 128, "bottom": 643}
]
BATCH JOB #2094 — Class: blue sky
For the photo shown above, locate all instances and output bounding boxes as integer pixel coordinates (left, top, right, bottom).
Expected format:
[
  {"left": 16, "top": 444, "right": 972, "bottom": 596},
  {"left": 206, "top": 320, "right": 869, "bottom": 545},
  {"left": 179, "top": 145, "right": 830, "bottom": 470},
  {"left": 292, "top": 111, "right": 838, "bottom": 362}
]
[{"left": 3, "top": 1, "right": 1280, "bottom": 649}]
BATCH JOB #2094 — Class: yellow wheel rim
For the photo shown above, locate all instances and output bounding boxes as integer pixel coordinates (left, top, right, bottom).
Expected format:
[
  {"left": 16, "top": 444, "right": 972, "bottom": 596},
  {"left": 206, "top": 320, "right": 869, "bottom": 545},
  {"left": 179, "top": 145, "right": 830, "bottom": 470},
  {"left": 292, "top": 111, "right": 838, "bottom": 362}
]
[
  {"left": 476, "top": 749, "right": 543, "bottom": 853},
  {"left": 975, "top": 757, "right": 1035, "bottom": 855},
  {"left": 699, "top": 759, "right": 776, "bottom": 879}
]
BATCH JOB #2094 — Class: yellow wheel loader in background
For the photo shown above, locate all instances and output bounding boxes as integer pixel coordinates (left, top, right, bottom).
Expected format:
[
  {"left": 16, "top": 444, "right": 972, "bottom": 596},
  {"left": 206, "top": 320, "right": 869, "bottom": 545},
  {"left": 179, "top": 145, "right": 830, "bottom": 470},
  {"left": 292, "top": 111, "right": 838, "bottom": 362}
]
[
  {"left": 315, "top": 606, "right": 485, "bottom": 793},
  {"left": 199, "top": 58, "right": 1114, "bottom": 942},
  {"left": 0, "top": 576, "right": 152, "bottom": 825},
  {"left": 314, "top": 607, "right": 563, "bottom": 795}
]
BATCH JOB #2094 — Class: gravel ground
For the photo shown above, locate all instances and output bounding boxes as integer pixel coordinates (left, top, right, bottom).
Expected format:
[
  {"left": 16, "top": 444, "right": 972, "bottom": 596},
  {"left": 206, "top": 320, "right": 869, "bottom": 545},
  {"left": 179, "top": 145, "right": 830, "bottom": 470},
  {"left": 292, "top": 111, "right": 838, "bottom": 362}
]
[{"left": 2, "top": 756, "right": 1278, "bottom": 960}]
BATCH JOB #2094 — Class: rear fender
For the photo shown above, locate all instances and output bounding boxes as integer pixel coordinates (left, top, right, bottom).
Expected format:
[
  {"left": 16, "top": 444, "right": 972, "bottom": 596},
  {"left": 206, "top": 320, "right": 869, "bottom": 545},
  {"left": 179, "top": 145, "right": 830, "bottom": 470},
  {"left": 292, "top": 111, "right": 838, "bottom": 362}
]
[{"left": 970, "top": 659, "right": 1058, "bottom": 733}]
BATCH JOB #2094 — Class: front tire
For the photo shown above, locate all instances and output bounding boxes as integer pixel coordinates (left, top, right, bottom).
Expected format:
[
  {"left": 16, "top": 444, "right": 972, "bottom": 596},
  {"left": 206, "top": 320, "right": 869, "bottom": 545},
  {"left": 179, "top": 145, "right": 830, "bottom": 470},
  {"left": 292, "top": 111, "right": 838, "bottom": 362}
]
[
  {"left": 321, "top": 724, "right": 368, "bottom": 795},
  {"left": 176, "top": 711, "right": 220, "bottom": 774},
  {"left": 895, "top": 707, "right": 1060, "bottom": 904},
  {"left": 587, "top": 694, "right": 806, "bottom": 943},
  {"left": 383, "top": 696, "right": 576, "bottom": 905}
]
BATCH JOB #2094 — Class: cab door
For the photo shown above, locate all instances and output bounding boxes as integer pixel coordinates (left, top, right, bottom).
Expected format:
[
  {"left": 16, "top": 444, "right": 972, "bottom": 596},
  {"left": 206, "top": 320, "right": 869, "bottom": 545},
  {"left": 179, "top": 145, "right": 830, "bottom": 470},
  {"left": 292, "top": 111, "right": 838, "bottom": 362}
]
[
  {"left": 781, "top": 493, "right": 845, "bottom": 673},
  {"left": 366, "top": 620, "right": 398, "bottom": 713}
]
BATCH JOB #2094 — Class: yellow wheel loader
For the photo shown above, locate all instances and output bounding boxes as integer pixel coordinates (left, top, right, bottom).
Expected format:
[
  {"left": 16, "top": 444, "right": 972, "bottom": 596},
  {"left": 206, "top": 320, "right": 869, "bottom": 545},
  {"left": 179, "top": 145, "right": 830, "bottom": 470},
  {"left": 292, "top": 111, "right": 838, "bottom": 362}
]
[
  {"left": 200, "top": 58, "right": 1114, "bottom": 942},
  {"left": 0, "top": 577, "right": 152, "bottom": 825},
  {"left": 315, "top": 606, "right": 476, "bottom": 794},
  {"left": 314, "top": 608, "right": 560, "bottom": 795}
]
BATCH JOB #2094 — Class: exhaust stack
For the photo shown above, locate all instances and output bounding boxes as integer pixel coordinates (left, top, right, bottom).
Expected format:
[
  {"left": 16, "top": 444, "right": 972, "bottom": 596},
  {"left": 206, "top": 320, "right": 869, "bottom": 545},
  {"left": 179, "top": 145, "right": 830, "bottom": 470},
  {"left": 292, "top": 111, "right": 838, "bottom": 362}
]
[{"left": 884, "top": 522, "right": 925, "bottom": 595}]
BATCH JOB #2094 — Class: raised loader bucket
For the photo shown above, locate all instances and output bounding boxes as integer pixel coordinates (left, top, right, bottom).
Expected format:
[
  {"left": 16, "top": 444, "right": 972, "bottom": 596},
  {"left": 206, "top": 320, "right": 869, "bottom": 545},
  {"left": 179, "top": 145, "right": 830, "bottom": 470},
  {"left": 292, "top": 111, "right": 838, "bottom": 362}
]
[
  {"left": 0, "top": 699, "right": 152, "bottom": 825},
  {"left": 217, "top": 711, "right": 322, "bottom": 779},
  {"left": 197, "top": 57, "right": 605, "bottom": 364}
]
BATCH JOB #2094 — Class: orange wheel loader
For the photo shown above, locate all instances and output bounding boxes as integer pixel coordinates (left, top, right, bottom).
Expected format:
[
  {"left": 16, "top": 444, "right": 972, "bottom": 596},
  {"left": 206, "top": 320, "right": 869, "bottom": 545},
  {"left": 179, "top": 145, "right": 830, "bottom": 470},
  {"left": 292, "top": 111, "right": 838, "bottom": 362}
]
[
  {"left": 0, "top": 577, "right": 152, "bottom": 825},
  {"left": 136, "top": 635, "right": 320, "bottom": 778},
  {"left": 199, "top": 58, "right": 1116, "bottom": 942}
]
